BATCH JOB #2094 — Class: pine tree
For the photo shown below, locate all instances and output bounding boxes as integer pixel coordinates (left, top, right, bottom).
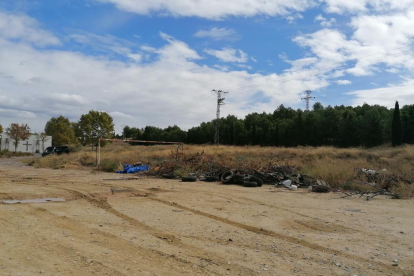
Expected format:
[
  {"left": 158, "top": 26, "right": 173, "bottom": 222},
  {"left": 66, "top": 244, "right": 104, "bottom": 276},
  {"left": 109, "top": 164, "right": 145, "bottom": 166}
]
[{"left": 392, "top": 101, "right": 402, "bottom": 146}]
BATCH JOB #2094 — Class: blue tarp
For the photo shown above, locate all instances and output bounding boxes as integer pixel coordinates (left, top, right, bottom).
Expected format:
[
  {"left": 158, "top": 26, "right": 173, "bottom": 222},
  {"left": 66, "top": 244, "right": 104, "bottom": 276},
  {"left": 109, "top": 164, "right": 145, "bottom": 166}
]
[{"left": 117, "top": 164, "right": 149, "bottom": 174}]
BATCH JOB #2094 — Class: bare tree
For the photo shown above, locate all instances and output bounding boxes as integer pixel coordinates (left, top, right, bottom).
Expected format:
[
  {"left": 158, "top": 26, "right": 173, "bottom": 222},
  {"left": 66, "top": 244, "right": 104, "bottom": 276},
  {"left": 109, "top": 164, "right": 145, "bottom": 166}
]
[{"left": 6, "top": 123, "right": 31, "bottom": 152}]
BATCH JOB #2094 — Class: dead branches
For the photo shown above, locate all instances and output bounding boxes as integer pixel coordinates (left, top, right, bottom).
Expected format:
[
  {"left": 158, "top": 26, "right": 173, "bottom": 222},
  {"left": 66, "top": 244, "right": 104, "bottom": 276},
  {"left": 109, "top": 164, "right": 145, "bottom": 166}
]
[{"left": 340, "top": 189, "right": 398, "bottom": 200}]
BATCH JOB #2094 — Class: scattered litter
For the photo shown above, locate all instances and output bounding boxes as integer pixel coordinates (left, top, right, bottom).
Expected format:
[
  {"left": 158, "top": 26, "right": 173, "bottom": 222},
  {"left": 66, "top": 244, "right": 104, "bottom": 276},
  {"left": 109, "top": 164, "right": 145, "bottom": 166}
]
[
  {"left": 282, "top": 180, "right": 292, "bottom": 188},
  {"left": 141, "top": 153, "right": 410, "bottom": 198},
  {"left": 289, "top": 185, "right": 298, "bottom": 191},
  {"left": 3, "top": 198, "right": 65, "bottom": 204},
  {"left": 359, "top": 168, "right": 378, "bottom": 175},
  {"left": 117, "top": 164, "right": 149, "bottom": 174}
]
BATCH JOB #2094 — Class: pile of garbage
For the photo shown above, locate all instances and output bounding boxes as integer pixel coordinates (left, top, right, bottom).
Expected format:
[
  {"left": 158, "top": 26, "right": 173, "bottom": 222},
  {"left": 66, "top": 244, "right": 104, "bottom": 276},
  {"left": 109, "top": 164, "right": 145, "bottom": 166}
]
[
  {"left": 117, "top": 163, "right": 149, "bottom": 174},
  {"left": 349, "top": 168, "right": 413, "bottom": 190},
  {"left": 219, "top": 170, "right": 264, "bottom": 188},
  {"left": 156, "top": 163, "right": 331, "bottom": 192}
]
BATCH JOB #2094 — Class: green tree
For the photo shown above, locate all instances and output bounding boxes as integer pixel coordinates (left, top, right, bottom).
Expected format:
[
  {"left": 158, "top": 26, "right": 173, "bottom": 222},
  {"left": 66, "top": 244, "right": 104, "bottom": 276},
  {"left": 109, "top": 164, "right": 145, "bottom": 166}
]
[
  {"left": 401, "top": 105, "right": 414, "bottom": 144},
  {"left": 338, "top": 110, "right": 359, "bottom": 147},
  {"left": 77, "top": 111, "right": 114, "bottom": 146},
  {"left": 0, "top": 124, "right": 3, "bottom": 133},
  {"left": 392, "top": 101, "right": 402, "bottom": 147},
  {"left": 359, "top": 109, "right": 384, "bottom": 147},
  {"left": 6, "top": 123, "right": 31, "bottom": 152},
  {"left": 123, "top": 126, "right": 142, "bottom": 140},
  {"left": 45, "top": 116, "right": 78, "bottom": 146}
]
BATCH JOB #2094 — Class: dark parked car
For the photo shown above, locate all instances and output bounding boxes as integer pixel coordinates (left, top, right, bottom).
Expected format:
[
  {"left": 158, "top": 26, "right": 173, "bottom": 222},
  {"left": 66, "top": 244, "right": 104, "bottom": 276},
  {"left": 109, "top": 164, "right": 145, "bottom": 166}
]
[{"left": 42, "top": 146, "right": 70, "bottom": 157}]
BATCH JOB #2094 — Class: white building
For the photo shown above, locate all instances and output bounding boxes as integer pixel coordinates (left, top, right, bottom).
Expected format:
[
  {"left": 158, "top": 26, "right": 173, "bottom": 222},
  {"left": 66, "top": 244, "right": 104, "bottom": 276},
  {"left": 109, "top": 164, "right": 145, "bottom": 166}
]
[{"left": 0, "top": 133, "right": 52, "bottom": 153}]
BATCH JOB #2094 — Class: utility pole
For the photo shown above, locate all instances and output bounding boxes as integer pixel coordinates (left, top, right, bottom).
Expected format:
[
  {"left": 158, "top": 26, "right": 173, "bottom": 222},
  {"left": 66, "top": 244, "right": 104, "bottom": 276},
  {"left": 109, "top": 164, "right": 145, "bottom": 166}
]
[
  {"left": 212, "top": 89, "right": 228, "bottom": 145},
  {"left": 120, "top": 124, "right": 126, "bottom": 140},
  {"left": 301, "top": 90, "right": 315, "bottom": 111}
]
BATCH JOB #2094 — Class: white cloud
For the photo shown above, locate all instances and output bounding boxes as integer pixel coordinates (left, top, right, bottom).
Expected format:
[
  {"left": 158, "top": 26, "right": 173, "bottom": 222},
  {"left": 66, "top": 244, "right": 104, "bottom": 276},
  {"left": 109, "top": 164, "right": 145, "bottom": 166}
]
[
  {"left": 204, "top": 48, "right": 249, "bottom": 63},
  {"left": 0, "top": 11, "right": 60, "bottom": 46},
  {"left": 95, "top": 0, "right": 317, "bottom": 20},
  {"left": 336, "top": 79, "right": 352, "bottom": 85},
  {"left": 0, "top": 25, "right": 328, "bottom": 132},
  {"left": 386, "top": 68, "right": 400, "bottom": 73},
  {"left": 293, "top": 9, "right": 414, "bottom": 77},
  {"left": 194, "top": 27, "right": 239, "bottom": 41},
  {"left": 286, "top": 13, "right": 304, "bottom": 24},
  {"left": 94, "top": 0, "right": 414, "bottom": 20},
  {"left": 109, "top": 111, "right": 134, "bottom": 119},
  {"left": 348, "top": 78, "right": 414, "bottom": 107},
  {"left": 0, "top": 108, "right": 37, "bottom": 119},
  {"left": 213, "top": 64, "right": 230, "bottom": 71},
  {"left": 235, "top": 64, "right": 253, "bottom": 70},
  {"left": 68, "top": 33, "right": 141, "bottom": 62},
  {"left": 315, "top": 14, "right": 336, "bottom": 27},
  {"left": 46, "top": 94, "right": 89, "bottom": 105},
  {"left": 323, "top": 0, "right": 414, "bottom": 14}
]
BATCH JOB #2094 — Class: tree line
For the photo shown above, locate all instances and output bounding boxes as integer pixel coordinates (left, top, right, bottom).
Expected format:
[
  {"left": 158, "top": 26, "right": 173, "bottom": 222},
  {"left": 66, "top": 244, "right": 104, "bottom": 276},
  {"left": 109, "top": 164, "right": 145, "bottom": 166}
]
[
  {"left": 0, "top": 110, "right": 115, "bottom": 151},
  {"left": 121, "top": 102, "right": 411, "bottom": 148},
  {"left": 2, "top": 102, "right": 410, "bottom": 150}
]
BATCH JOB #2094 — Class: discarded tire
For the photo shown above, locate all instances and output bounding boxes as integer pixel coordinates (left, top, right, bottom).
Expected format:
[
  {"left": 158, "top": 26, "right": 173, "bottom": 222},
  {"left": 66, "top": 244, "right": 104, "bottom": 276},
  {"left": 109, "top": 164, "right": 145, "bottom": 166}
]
[
  {"left": 312, "top": 185, "right": 330, "bottom": 193},
  {"left": 163, "top": 173, "right": 175, "bottom": 179},
  {"left": 248, "top": 176, "right": 263, "bottom": 187},
  {"left": 205, "top": 176, "right": 219, "bottom": 182},
  {"left": 182, "top": 176, "right": 197, "bottom": 182},
  {"left": 243, "top": 181, "right": 258, "bottom": 187},
  {"left": 234, "top": 174, "right": 245, "bottom": 184},
  {"left": 221, "top": 171, "right": 235, "bottom": 184},
  {"left": 253, "top": 169, "right": 269, "bottom": 182}
]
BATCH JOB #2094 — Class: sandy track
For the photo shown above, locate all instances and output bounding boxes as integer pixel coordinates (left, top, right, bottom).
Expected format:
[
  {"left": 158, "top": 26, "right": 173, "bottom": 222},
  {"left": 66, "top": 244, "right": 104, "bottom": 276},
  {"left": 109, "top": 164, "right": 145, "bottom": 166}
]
[{"left": 0, "top": 158, "right": 413, "bottom": 276}]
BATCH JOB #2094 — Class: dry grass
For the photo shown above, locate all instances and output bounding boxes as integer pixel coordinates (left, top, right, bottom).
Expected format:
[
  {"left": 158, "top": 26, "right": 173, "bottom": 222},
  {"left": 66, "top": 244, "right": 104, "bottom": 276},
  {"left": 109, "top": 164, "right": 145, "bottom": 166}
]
[
  {"left": 0, "top": 150, "right": 33, "bottom": 158},
  {"left": 25, "top": 143, "right": 414, "bottom": 197}
]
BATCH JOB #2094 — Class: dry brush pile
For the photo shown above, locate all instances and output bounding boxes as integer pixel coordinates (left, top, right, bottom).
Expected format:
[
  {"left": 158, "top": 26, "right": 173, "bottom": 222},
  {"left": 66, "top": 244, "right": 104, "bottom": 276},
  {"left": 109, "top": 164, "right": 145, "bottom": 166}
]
[{"left": 25, "top": 143, "right": 414, "bottom": 198}]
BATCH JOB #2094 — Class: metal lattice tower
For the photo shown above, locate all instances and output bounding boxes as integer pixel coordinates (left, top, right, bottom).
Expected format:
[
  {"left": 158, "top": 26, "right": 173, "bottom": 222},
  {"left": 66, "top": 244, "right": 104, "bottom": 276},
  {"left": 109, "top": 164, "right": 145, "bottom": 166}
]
[
  {"left": 301, "top": 90, "right": 315, "bottom": 111},
  {"left": 212, "top": 89, "right": 228, "bottom": 145}
]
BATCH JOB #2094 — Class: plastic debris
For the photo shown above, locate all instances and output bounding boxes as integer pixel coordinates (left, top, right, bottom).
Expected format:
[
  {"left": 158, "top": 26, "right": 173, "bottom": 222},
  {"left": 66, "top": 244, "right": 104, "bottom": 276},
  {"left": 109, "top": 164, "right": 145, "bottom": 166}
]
[
  {"left": 282, "top": 180, "right": 292, "bottom": 187},
  {"left": 117, "top": 164, "right": 149, "bottom": 174},
  {"left": 289, "top": 185, "right": 298, "bottom": 191}
]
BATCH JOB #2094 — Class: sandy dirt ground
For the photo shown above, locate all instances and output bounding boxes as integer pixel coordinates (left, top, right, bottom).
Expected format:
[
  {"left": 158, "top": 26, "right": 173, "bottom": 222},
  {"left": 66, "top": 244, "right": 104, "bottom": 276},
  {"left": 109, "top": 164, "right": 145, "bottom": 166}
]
[{"left": 0, "top": 158, "right": 413, "bottom": 276}]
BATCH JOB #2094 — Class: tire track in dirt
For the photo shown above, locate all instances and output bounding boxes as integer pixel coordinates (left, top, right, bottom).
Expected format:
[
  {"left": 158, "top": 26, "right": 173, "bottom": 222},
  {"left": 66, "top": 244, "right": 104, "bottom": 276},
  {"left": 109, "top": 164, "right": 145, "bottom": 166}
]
[
  {"left": 29, "top": 207, "right": 216, "bottom": 276},
  {"left": 6, "top": 173, "right": 412, "bottom": 275},
  {"left": 0, "top": 215, "right": 126, "bottom": 276},
  {"left": 171, "top": 187, "right": 402, "bottom": 241},
  {"left": 173, "top": 186, "right": 325, "bottom": 221},
  {"left": 59, "top": 188, "right": 257, "bottom": 276},
  {"left": 146, "top": 194, "right": 414, "bottom": 276}
]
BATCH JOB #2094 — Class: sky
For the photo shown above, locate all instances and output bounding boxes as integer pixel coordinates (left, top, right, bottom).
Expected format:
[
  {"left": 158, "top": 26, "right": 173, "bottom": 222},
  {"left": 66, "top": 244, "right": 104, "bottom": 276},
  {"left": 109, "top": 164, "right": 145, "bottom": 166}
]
[{"left": 0, "top": 0, "right": 414, "bottom": 133}]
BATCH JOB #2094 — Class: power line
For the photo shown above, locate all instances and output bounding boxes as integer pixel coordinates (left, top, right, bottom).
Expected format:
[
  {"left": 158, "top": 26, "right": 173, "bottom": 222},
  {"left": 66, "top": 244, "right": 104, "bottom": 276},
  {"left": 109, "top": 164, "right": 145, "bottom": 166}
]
[
  {"left": 150, "top": 47, "right": 414, "bottom": 128},
  {"left": 223, "top": 45, "right": 414, "bottom": 91},
  {"left": 212, "top": 89, "right": 228, "bottom": 145},
  {"left": 225, "top": 49, "right": 414, "bottom": 106},
  {"left": 138, "top": 45, "right": 414, "bottom": 130},
  {"left": 301, "top": 90, "right": 315, "bottom": 111}
]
